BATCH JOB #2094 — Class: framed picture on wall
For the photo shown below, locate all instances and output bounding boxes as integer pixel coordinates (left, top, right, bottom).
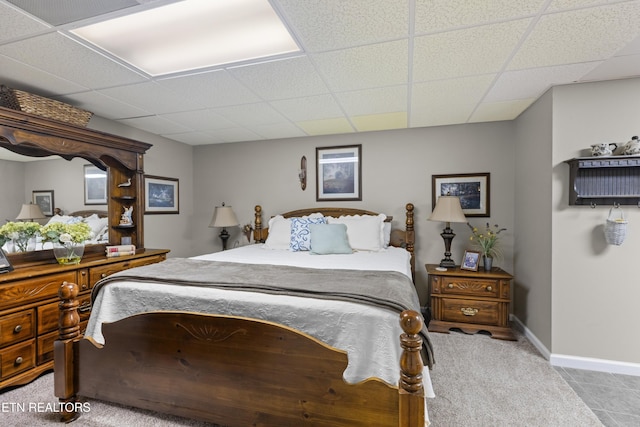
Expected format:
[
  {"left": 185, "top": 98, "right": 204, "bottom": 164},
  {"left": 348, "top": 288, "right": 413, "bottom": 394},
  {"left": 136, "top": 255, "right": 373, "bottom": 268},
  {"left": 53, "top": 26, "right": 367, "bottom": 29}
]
[
  {"left": 144, "top": 175, "right": 179, "bottom": 214},
  {"left": 432, "top": 172, "right": 490, "bottom": 217},
  {"left": 316, "top": 144, "right": 362, "bottom": 201},
  {"left": 84, "top": 165, "right": 108, "bottom": 205},
  {"left": 32, "top": 190, "right": 54, "bottom": 216}
]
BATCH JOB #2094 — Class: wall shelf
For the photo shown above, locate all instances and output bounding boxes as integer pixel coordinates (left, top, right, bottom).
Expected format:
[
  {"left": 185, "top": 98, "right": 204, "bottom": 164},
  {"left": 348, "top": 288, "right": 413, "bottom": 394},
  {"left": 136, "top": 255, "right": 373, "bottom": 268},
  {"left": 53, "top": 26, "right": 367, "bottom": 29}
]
[{"left": 565, "top": 156, "right": 640, "bottom": 206}]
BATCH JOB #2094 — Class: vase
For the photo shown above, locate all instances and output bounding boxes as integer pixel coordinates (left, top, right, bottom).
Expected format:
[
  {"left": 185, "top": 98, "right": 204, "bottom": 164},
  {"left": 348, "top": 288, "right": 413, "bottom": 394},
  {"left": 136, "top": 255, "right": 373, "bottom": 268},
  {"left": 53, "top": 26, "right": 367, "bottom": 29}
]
[
  {"left": 53, "top": 242, "right": 85, "bottom": 265},
  {"left": 483, "top": 256, "right": 493, "bottom": 272}
]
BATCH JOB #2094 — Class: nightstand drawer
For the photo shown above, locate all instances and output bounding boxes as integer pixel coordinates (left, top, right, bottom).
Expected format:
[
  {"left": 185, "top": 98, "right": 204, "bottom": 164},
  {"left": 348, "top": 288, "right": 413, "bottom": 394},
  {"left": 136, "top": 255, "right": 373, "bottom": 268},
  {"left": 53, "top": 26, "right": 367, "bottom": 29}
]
[
  {"left": 0, "top": 310, "right": 35, "bottom": 347},
  {"left": 438, "top": 277, "right": 499, "bottom": 298},
  {"left": 441, "top": 298, "right": 499, "bottom": 325},
  {"left": 1, "top": 339, "right": 35, "bottom": 379}
]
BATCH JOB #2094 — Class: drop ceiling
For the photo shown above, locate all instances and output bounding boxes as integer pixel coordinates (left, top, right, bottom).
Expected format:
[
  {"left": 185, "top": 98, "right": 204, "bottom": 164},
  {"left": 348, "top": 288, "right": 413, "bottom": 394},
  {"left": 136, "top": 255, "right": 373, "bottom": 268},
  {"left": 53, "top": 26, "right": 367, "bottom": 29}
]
[{"left": 1, "top": 0, "right": 639, "bottom": 146}]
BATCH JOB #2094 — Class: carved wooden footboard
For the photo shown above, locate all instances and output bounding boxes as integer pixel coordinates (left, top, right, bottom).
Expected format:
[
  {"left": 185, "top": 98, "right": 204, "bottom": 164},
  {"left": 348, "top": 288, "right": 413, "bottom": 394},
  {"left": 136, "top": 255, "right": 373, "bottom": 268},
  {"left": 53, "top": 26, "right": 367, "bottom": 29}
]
[{"left": 54, "top": 282, "right": 425, "bottom": 426}]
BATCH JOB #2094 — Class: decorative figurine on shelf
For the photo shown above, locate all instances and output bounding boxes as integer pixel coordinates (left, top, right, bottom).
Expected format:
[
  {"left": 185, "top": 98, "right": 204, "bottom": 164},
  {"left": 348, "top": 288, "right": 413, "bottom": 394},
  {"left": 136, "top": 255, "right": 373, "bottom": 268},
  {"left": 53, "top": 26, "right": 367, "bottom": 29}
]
[
  {"left": 118, "top": 178, "right": 132, "bottom": 187},
  {"left": 120, "top": 206, "right": 133, "bottom": 226}
]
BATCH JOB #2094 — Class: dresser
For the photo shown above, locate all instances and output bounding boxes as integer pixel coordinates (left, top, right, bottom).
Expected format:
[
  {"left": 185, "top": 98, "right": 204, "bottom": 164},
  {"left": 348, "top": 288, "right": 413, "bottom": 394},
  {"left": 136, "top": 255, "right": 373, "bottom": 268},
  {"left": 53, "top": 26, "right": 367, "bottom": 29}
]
[
  {"left": 426, "top": 264, "right": 515, "bottom": 340},
  {"left": 0, "top": 249, "right": 169, "bottom": 390}
]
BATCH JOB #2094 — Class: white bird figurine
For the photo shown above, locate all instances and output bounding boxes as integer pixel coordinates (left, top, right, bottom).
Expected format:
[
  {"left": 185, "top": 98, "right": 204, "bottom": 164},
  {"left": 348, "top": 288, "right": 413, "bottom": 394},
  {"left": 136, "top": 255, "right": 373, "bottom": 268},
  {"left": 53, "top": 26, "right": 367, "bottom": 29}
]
[{"left": 118, "top": 178, "right": 132, "bottom": 187}]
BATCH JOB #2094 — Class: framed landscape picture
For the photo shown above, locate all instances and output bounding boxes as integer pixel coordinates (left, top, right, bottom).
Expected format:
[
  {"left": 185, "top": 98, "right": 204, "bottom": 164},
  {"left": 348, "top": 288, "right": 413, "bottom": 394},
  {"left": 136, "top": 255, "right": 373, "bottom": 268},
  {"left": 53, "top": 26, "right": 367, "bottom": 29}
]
[
  {"left": 432, "top": 172, "right": 490, "bottom": 217},
  {"left": 32, "top": 190, "right": 54, "bottom": 216},
  {"left": 144, "top": 175, "right": 179, "bottom": 214},
  {"left": 316, "top": 144, "right": 362, "bottom": 201},
  {"left": 84, "top": 165, "right": 108, "bottom": 205}
]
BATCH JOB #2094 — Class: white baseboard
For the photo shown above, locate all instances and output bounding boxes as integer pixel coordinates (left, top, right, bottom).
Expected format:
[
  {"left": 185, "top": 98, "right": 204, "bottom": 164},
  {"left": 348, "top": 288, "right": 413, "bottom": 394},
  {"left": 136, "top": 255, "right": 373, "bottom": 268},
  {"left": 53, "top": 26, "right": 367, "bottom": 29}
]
[{"left": 511, "top": 315, "right": 640, "bottom": 377}]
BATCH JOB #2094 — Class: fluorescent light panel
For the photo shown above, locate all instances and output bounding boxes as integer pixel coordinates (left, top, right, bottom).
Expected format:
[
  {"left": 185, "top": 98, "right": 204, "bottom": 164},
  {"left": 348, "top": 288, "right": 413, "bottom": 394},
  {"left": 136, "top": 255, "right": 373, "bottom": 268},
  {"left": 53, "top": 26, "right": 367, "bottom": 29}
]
[{"left": 71, "top": 0, "right": 300, "bottom": 76}]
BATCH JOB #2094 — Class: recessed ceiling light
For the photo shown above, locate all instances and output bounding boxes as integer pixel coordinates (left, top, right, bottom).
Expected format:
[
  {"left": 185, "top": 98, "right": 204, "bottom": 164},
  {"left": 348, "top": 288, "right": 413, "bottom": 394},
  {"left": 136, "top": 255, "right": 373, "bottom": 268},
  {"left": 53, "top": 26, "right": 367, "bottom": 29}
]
[{"left": 71, "top": 0, "right": 300, "bottom": 76}]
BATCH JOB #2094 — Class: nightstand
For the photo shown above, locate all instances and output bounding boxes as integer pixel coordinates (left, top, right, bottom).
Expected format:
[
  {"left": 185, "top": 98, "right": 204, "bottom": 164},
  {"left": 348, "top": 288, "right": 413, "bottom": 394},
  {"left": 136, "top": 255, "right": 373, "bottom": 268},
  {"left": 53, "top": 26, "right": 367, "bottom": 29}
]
[{"left": 426, "top": 264, "right": 516, "bottom": 340}]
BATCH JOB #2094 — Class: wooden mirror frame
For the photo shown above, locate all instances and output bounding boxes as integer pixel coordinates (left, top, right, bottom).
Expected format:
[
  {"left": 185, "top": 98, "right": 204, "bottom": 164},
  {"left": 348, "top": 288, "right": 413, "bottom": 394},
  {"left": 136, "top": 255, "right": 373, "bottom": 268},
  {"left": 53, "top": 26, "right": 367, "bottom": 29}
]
[{"left": 0, "top": 107, "right": 152, "bottom": 264}]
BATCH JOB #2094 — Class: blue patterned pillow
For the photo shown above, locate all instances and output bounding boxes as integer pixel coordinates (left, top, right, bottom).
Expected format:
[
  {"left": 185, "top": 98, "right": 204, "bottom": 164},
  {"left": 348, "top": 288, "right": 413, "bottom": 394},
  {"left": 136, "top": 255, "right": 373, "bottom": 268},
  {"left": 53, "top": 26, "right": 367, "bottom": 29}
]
[{"left": 290, "top": 217, "right": 326, "bottom": 251}]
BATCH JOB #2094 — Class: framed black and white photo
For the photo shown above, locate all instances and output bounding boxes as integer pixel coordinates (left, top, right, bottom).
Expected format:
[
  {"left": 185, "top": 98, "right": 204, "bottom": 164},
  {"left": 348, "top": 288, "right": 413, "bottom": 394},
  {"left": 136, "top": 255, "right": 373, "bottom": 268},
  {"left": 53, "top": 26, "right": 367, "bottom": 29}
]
[
  {"left": 461, "top": 250, "right": 480, "bottom": 271},
  {"left": 432, "top": 172, "right": 490, "bottom": 217},
  {"left": 316, "top": 144, "right": 362, "bottom": 201},
  {"left": 84, "top": 165, "right": 107, "bottom": 205},
  {"left": 144, "top": 175, "right": 179, "bottom": 214},
  {"left": 32, "top": 190, "right": 54, "bottom": 216}
]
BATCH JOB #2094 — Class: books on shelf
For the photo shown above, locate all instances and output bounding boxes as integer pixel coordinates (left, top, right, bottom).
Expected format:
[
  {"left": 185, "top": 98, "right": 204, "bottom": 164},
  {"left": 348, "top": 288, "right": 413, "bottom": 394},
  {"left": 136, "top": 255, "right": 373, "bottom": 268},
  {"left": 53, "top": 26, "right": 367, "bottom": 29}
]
[{"left": 106, "top": 244, "right": 136, "bottom": 257}]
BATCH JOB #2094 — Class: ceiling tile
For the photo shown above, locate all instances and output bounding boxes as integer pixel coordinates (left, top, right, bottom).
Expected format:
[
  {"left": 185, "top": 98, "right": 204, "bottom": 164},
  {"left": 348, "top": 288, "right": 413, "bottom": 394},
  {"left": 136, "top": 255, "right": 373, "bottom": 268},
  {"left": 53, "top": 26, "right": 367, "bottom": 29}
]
[
  {"left": 351, "top": 112, "right": 407, "bottom": 132},
  {"left": 411, "top": 75, "right": 495, "bottom": 127},
  {"left": 415, "top": 0, "right": 545, "bottom": 34},
  {"left": 213, "top": 103, "right": 288, "bottom": 127},
  {"left": 509, "top": 2, "right": 640, "bottom": 70},
  {"left": 470, "top": 98, "right": 535, "bottom": 122},
  {"left": 296, "top": 118, "right": 354, "bottom": 135},
  {"left": 156, "top": 70, "right": 261, "bottom": 109},
  {"left": 210, "top": 127, "right": 264, "bottom": 143},
  {"left": 98, "top": 81, "right": 186, "bottom": 114},
  {"left": 0, "top": 32, "right": 147, "bottom": 88},
  {"left": 5, "top": 0, "right": 140, "bottom": 26},
  {"left": 0, "top": 54, "right": 89, "bottom": 94},
  {"left": 484, "top": 62, "right": 598, "bottom": 102},
  {"left": 250, "top": 122, "right": 307, "bottom": 140},
  {"left": 228, "top": 56, "right": 329, "bottom": 100},
  {"left": 0, "top": 2, "right": 50, "bottom": 41},
  {"left": 582, "top": 54, "right": 640, "bottom": 81},
  {"left": 277, "top": 0, "right": 407, "bottom": 52},
  {"left": 116, "top": 115, "right": 190, "bottom": 134},
  {"left": 270, "top": 94, "right": 344, "bottom": 122},
  {"left": 54, "top": 90, "right": 150, "bottom": 119},
  {"left": 164, "top": 131, "right": 226, "bottom": 146},
  {"left": 159, "top": 109, "right": 237, "bottom": 131},
  {"left": 546, "top": 0, "right": 620, "bottom": 12},
  {"left": 312, "top": 40, "right": 408, "bottom": 92},
  {"left": 334, "top": 85, "right": 407, "bottom": 116},
  {"left": 413, "top": 19, "right": 531, "bottom": 82}
]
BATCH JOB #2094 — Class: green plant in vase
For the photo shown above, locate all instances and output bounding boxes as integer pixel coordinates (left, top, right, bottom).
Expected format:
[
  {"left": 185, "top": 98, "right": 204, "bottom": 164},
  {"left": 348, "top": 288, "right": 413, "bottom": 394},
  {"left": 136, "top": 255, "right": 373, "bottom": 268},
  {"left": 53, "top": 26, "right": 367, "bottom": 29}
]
[
  {"left": 40, "top": 222, "right": 92, "bottom": 264},
  {"left": 0, "top": 221, "right": 42, "bottom": 252},
  {"left": 467, "top": 222, "right": 507, "bottom": 270}
]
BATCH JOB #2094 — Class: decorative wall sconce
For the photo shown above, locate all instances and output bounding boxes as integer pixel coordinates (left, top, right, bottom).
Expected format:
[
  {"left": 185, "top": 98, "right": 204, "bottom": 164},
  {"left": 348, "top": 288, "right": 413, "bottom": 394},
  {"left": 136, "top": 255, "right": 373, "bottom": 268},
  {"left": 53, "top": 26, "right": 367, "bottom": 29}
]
[{"left": 299, "top": 155, "right": 307, "bottom": 190}]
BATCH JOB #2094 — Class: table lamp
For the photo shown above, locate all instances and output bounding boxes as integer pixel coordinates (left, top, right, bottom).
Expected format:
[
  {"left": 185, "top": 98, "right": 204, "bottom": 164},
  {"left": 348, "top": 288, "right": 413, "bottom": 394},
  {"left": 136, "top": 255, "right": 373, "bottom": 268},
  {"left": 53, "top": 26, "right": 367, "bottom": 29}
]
[
  {"left": 428, "top": 195, "right": 467, "bottom": 268},
  {"left": 16, "top": 203, "right": 46, "bottom": 221},
  {"left": 209, "top": 202, "right": 239, "bottom": 250}
]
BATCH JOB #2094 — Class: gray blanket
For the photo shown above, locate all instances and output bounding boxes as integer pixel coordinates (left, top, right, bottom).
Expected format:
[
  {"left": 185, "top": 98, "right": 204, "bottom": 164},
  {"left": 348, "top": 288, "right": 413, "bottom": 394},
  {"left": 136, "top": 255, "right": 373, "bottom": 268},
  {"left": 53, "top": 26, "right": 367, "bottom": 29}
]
[{"left": 93, "top": 258, "right": 434, "bottom": 368}]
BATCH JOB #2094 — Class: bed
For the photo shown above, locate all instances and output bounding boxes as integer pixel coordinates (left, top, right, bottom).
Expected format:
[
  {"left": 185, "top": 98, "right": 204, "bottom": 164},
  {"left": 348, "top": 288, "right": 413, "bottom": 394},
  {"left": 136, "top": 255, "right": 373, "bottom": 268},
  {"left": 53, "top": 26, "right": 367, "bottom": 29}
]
[{"left": 54, "top": 203, "right": 433, "bottom": 426}]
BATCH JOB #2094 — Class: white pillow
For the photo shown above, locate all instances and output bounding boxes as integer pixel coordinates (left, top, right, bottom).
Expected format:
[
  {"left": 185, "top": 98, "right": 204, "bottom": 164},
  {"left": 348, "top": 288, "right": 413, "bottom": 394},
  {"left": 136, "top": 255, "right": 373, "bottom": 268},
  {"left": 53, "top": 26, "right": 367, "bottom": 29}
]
[
  {"left": 383, "top": 221, "right": 391, "bottom": 248},
  {"left": 46, "top": 214, "right": 73, "bottom": 224},
  {"left": 263, "top": 213, "right": 324, "bottom": 250},
  {"left": 84, "top": 216, "right": 108, "bottom": 238},
  {"left": 327, "top": 213, "right": 386, "bottom": 251}
]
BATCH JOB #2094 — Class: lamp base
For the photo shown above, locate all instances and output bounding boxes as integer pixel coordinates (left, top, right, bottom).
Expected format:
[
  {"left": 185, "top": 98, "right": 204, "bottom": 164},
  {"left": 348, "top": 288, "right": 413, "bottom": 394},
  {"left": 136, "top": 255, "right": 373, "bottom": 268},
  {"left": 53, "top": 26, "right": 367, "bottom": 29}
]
[
  {"left": 439, "top": 258, "right": 457, "bottom": 268},
  {"left": 219, "top": 228, "right": 230, "bottom": 251}
]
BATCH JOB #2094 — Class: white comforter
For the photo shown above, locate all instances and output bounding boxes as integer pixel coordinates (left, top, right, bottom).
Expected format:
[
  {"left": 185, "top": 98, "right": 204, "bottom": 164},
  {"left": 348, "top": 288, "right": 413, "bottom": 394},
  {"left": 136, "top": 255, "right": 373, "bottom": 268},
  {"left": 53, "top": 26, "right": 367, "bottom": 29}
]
[{"left": 85, "top": 244, "right": 434, "bottom": 399}]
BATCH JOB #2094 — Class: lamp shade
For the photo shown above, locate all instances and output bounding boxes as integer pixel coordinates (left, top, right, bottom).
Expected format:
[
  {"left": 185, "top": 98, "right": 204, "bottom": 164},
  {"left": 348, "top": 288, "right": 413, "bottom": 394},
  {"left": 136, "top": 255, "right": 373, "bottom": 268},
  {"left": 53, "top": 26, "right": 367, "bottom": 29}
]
[
  {"left": 209, "top": 204, "right": 239, "bottom": 228},
  {"left": 16, "top": 203, "right": 46, "bottom": 221},
  {"left": 428, "top": 196, "right": 467, "bottom": 223}
]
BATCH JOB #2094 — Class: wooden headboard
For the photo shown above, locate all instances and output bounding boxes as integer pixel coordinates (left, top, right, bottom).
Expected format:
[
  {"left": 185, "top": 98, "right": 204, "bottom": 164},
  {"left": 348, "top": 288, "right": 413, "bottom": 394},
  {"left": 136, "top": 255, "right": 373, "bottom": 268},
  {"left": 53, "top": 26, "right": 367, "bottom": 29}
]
[
  {"left": 69, "top": 210, "right": 108, "bottom": 218},
  {"left": 252, "top": 203, "right": 416, "bottom": 279}
]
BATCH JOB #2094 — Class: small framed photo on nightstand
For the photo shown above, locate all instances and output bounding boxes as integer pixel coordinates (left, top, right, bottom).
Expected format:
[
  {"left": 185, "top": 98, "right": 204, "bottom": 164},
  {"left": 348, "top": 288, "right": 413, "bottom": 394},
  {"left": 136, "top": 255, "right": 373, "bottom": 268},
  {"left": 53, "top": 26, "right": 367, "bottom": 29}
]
[
  {"left": 461, "top": 250, "right": 480, "bottom": 271},
  {"left": 0, "top": 248, "right": 13, "bottom": 273}
]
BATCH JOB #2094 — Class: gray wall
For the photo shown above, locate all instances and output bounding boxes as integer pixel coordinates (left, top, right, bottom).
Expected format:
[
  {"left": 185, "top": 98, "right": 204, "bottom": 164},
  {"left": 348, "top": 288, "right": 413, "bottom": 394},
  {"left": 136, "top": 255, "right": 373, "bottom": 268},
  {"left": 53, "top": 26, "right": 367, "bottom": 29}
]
[
  {"left": 0, "top": 159, "right": 26, "bottom": 222},
  {"left": 192, "top": 122, "right": 517, "bottom": 303}
]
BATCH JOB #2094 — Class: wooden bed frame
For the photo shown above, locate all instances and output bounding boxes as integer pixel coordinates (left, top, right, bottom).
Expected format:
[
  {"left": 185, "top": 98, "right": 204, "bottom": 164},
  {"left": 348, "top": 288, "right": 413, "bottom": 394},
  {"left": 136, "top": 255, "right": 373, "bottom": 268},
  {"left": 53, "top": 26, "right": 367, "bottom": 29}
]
[{"left": 54, "top": 204, "right": 426, "bottom": 426}]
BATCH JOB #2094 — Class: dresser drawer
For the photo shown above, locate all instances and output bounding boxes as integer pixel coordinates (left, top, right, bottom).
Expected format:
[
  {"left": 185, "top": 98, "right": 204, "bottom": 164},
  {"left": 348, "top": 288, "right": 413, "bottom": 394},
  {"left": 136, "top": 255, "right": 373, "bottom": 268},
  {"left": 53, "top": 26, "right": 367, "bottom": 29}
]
[
  {"left": 0, "top": 310, "right": 35, "bottom": 347},
  {"left": 37, "top": 320, "right": 88, "bottom": 365},
  {"left": 1, "top": 339, "right": 35, "bottom": 379},
  {"left": 441, "top": 298, "right": 500, "bottom": 326},
  {"left": 438, "top": 276, "right": 499, "bottom": 298},
  {"left": 38, "top": 294, "right": 91, "bottom": 335},
  {"left": 89, "top": 255, "right": 166, "bottom": 286},
  {"left": 0, "top": 271, "right": 77, "bottom": 311}
]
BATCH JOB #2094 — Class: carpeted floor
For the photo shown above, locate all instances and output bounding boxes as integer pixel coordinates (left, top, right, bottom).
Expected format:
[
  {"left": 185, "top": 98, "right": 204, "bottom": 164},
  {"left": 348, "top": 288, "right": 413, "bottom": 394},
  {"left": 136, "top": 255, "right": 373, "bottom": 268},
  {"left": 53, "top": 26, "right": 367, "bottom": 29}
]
[{"left": 1, "top": 329, "right": 602, "bottom": 426}]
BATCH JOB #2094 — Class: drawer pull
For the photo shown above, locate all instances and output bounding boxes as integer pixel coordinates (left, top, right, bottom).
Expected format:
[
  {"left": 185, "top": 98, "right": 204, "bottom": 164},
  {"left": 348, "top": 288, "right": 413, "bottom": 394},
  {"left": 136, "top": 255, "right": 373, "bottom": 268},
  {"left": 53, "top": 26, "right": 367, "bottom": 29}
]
[
  {"left": 101, "top": 273, "right": 107, "bottom": 278},
  {"left": 15, "top": 356, "right": 23, "bottom": 365},
  {"left": 461, "top": 307, "right": 479, "bottom": 316},
  {"left": 14, "top": 324, "right": 23, "bottom": 334},
  {"left": 447, "top": 284, "right": 454, "bottom": 289},
  {"left": 78, "top": 303, "right": 92, "bottom": 313},
  {"left": 486, "top": 286, "right": 493, "bottom": 292}
]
